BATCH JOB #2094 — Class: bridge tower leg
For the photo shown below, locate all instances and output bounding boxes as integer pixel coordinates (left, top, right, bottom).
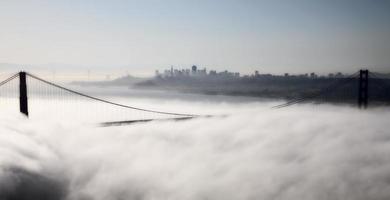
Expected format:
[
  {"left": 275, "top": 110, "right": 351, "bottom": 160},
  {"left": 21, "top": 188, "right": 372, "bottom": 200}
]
[
  {"left": 358, "top": 69, "right": 369, "bottom": 109},
  {"left": 19, "top": 71, "right": 29, "bottom": 116}
]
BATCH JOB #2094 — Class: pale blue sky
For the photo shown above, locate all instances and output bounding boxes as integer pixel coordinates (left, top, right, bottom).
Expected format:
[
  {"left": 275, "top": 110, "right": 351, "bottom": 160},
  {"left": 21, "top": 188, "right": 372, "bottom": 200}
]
[{"left": 0, "top": 0, "right": 389, "bottom": 75}]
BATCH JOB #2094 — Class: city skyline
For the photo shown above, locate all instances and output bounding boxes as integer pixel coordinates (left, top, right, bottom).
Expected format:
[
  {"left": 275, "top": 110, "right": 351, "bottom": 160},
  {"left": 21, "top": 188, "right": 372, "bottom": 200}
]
[{"left": 154, "top": 65, "right": 350, "bottom": 79}]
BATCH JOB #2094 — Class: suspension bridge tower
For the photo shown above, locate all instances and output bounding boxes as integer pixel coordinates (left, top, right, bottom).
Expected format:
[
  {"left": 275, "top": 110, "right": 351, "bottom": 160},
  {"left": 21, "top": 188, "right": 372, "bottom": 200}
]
[
  {"left": 358, "top": 69, "right": 369, "bottom": 109},
  {"left": 19, "top": 71, "right": 29, "bottom": 116}
]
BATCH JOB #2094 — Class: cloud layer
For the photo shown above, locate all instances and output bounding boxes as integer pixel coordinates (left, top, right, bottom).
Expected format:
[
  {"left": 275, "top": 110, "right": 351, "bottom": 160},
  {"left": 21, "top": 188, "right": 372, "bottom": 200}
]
[{"left": 1, "top": 104, "right": 390, "bottom": 200}]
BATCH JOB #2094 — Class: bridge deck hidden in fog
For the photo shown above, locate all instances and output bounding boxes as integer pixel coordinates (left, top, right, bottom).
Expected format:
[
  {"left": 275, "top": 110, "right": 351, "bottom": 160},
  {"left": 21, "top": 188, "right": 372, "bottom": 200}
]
[{"left": 0, "top": 70, "right": 389, "bottom": 126}]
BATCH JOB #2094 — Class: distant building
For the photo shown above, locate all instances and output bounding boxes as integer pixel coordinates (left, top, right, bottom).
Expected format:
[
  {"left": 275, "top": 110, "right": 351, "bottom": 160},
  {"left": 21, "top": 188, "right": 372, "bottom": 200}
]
[
  {"left": 209, "top": 70, "right": 217, "bottom": 75},
  {"left": 191, "top": 65, "right": 197, "bottom": 75},
  {"left": 198, "top": 68, "right": 207, "bottom": 76},
  {"left": 155, "top": 70, "right": 161, "bottom": 77}
]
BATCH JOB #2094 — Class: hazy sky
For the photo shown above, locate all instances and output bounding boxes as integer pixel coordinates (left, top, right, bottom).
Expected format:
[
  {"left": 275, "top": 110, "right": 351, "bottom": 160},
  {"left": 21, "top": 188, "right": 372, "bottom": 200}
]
[{"left": 1, "top": 0, "right": 390, "bottom": 75}]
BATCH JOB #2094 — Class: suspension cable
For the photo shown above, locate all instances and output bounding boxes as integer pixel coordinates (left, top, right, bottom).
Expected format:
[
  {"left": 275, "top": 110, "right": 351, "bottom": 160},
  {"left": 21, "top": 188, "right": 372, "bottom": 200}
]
[
  {"left": 26, "top": 72, "right": 199, "bottom": 117},
  {"left": 0, "top": 73, "right": 19, "bottom": 88},
  {"left": 272, "top": 72, "right": 359, "bottom": 109}
]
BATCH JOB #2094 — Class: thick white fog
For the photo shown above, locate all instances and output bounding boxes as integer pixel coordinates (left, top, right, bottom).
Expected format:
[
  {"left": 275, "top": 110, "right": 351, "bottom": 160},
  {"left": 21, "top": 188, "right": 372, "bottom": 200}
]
[{"left": 1, "top": 93, "right": 390, "bottom": 200}]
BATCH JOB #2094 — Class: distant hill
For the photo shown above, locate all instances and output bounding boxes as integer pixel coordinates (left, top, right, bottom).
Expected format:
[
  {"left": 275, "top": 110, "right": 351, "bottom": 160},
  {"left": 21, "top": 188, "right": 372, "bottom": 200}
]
[
  {"left": 134, "top": 75, "right": 390, "bottom": 104},
  {"left": 72, "top": 74, "right": 148, "bottom": 87}
]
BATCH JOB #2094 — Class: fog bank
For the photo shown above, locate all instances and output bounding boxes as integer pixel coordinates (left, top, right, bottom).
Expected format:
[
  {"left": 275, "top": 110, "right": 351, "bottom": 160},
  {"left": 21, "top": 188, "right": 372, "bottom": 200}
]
[{"left": 1, "top": 104, "right": 390, "bottom": 200}]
